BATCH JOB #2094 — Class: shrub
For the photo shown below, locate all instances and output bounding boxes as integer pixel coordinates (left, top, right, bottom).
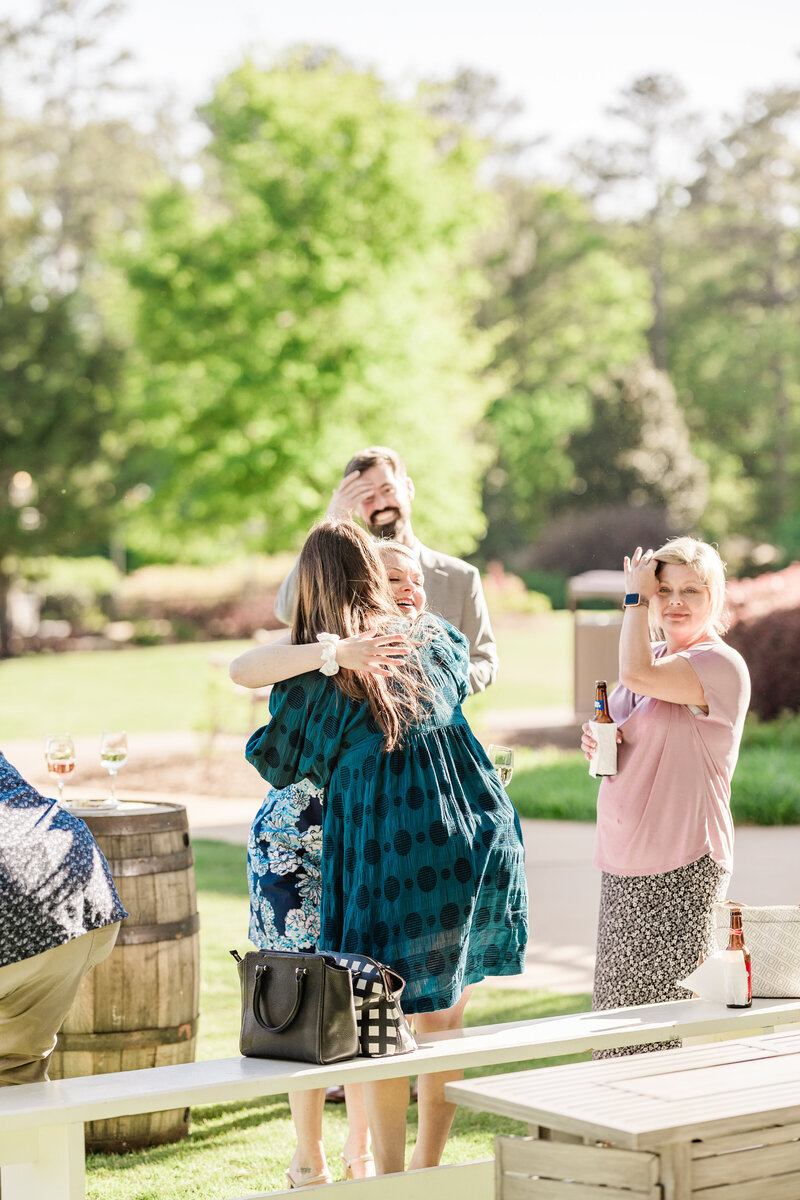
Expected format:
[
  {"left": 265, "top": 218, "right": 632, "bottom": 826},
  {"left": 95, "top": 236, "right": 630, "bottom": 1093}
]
[
  {"left": 726, "top": 606, "right": 800, "bottom": 720},
  {"left": 117, "top": 555, "right": 297, "bottom": 640},
  {"left": 723, "top": 562, "right": 800, "bottom": 719},
  {"left": 525, "top": 506, "right": 679, "bottom": 577},
  {"left": 740, "top": 710, "right": 800, "bottom": 751},
  {"left": 725, "top": 562, "right": 800, "bottom": 624},
  {"left": 482, "top": 563, "right": 551, "bottom": 618},
  {"left": 16, "top": 555, "right": 121, "bottom": 632},
  {"left": 518, "top": 570, "right": 568, "bottom": 610}
]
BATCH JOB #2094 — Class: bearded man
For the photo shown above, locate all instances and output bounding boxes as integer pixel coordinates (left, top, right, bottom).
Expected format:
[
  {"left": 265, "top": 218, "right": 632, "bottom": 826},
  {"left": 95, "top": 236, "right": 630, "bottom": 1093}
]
[{"left": 274, "top": 446, "right": 497, "bottom": 694}]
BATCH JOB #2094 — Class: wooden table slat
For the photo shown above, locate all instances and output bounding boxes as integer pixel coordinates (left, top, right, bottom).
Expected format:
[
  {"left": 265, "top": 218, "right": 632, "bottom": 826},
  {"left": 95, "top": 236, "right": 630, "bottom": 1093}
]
[
  {"left": 693, "top": 1171, "right": 800, "bottom": 1200},
  {"left": 693, "top": 1140, "right": 800, "bottom": 1189},
  {"left": 691, "top": 1121, "right": 800, "bottom": 1157},
  {"left": 448, "top": 1031, "right": 800, "bottom": 1148},
  {"left": 497, "top": 1135, "right": 659, "bottom": 1190}
]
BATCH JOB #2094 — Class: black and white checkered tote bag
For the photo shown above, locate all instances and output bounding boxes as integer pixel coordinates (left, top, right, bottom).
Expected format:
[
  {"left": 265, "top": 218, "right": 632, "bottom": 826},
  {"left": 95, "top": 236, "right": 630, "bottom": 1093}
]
[{"left": 328, "top": 952, "right": 417, "bottom": 1056}]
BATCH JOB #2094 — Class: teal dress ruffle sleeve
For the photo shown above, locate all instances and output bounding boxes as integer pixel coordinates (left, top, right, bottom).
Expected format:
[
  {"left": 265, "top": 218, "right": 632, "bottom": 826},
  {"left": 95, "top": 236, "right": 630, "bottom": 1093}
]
[{"left": 246, "top": 671, "right": 352, "bottom": 791}]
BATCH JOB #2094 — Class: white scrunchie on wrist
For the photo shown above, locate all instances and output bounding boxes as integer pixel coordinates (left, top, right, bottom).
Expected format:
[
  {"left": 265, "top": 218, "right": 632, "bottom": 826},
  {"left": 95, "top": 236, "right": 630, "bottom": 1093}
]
[{"left": 317, "top": 632, "right": 340, "bottom": 676}]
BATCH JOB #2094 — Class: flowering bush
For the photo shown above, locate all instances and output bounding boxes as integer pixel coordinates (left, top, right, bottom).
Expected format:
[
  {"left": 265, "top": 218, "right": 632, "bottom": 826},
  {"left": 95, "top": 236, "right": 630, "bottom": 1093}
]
[
  {"left": 725, "top": 563, "right": 800, "bottom": 625},
  {"left": 725, "top": 563, "right": 800, "bottom": 719},
  {"left": 116, "top": 555, "right": 297, "bottom": 639}
]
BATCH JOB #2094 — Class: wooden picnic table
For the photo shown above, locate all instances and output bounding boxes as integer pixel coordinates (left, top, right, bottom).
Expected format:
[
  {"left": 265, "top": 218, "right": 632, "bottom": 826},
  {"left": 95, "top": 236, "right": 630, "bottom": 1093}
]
[{"left": 447, "top": 1027, "right": 800, "bottom": 1198}]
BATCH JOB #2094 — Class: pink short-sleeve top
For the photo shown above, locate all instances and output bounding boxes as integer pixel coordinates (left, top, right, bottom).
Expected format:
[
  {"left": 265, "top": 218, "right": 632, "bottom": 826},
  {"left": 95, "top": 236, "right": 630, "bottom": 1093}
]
[{"left": 594, "top": 640, "right": 751, "bottom": 877}]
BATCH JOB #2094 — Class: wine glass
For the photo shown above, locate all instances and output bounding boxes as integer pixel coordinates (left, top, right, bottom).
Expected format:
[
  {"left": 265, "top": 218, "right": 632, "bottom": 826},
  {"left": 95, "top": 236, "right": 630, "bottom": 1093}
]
[
  {"left": 487, "top": 743, "right": 514, "bottom": 786},
  {"left": 100, "top": 730, "right": 128, "bottom": 805},
  {"left": 45, "top": 734, "right": 75, "bottom": 806}
]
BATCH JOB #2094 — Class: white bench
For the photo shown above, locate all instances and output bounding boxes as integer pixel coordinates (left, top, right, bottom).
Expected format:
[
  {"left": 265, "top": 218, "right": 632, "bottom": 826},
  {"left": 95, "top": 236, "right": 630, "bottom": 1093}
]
[{"left": 2, "top": 996, "right": 800, "bottom": 1200}]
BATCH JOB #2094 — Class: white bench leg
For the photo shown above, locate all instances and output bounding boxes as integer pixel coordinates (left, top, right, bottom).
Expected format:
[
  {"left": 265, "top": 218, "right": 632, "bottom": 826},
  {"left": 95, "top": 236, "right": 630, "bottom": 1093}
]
[{"left": 1, "top": 1123, "right": 85, "bottom": 1200}]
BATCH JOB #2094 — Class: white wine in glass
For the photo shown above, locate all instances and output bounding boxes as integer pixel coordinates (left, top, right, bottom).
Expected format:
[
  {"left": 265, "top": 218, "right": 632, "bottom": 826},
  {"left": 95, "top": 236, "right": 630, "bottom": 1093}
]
[
  {"left": 45, "top": 734, "right": 75, "bottom": 806},
  {"left": 100, "top": 730, "right": 128, "bottom": 805},
  {"left": 487, "top": 743, "right": 514, "bottom": 786}
]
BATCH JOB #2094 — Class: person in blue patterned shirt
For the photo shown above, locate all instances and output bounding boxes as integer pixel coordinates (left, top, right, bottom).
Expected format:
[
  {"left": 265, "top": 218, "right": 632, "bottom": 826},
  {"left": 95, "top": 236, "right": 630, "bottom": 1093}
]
[{"left": 0, "top": 751, "right": 127, "bottom": 1085}]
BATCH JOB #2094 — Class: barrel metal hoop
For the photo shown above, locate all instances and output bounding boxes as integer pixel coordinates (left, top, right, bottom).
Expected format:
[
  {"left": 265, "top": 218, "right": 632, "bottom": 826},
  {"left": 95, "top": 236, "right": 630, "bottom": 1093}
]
[
  {"left": 83, "top": 808, "right": 189, "bottom": 835},
  {"left": 56, "top": 1018, "right": 198, "bottom": 1051},
  {"left": 105, "top": 848, "right": 194, "bottom": 877},
  {"left": 116, "top": 913, "right": 200, "bottom": 945}
]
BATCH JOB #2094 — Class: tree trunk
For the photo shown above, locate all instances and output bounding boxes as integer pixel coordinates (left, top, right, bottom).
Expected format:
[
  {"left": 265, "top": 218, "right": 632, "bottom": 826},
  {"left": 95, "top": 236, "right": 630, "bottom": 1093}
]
[
  {"left": 0, "top": 570, "right": 12, "bottom": 659},
  {"left": 772, "top": 352, "right": 789, "bottom": 521},
  {"left": 648, "top": 219, "right": 668, "bottom": 371}
]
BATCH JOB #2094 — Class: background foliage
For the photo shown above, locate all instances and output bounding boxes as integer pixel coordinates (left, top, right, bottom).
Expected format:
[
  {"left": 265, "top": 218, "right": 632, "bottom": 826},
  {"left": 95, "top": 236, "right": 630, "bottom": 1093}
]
[{"left": 3, "top": 1, "right": 800, "bottom": 657}]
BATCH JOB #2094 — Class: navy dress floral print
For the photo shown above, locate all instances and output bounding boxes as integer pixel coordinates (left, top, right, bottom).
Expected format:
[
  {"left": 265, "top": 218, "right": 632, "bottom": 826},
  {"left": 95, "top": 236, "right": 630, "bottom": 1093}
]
[
  {"left": 247, "top": 778, "right": 323, "bottom": 952},
  {"left": 246, "top": 616, "right": 529, "bottom": 1014}
]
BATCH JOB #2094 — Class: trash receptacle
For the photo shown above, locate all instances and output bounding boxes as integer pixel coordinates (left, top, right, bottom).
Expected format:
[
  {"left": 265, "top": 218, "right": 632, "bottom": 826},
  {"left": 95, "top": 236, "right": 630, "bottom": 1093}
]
[{"left": 568, "top": 571, "right": 625, "bottom": 722}]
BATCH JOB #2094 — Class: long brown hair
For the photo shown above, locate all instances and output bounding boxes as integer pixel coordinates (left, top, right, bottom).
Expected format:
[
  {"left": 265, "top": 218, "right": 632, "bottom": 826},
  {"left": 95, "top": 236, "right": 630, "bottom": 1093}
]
[{"left": 293, "top": 519, "right": 428, "bottom": 749}]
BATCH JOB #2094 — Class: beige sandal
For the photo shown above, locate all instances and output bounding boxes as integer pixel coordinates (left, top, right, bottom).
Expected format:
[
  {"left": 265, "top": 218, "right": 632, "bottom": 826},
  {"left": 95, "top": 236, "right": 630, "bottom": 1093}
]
[
  {"left": 341, "top": 1151, "right": 376, "bottom": 1180},
  {"left": 285, "top": 1166, "right": 333, "bottom": 1188}
]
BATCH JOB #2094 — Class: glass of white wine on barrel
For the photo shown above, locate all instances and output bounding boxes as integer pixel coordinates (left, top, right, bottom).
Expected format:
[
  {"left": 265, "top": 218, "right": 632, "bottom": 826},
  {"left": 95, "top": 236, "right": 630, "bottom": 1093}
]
[
  {"left": 45, "top": 733, "right": 75, "bottom": 806},
  {"left": 487, "top": 743, "right": 514, "bottom": 786},
  {"left": 100, "top": 730, "right": 127, "bottom": 807}
]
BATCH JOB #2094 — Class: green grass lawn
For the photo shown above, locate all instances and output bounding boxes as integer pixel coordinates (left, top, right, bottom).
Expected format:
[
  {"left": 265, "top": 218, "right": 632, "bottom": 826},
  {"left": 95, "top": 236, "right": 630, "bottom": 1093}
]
[
  {"left": 507, "top": 713, "right": 800, "bottom": 825},
  {"left": 465, "top": 614, "right": 573, "bottom": 719},
  {"left": 5, "top": 618, "right": 800, "bottom": 824},
  {"left": 0, "top": 641, "right": 255, "bottom": 739},
  {"left": 0, "top": 613, "right": 573, "bottom": 739},
  {"left": 85, "top": 840, "right": 591, "bottom": 1200}
]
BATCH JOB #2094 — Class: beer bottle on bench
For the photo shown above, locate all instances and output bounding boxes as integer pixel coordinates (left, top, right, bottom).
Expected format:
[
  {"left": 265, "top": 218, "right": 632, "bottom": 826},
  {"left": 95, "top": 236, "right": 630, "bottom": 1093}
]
[{"left": 726, "top": 906, "right": 752, "bottom": 1008}]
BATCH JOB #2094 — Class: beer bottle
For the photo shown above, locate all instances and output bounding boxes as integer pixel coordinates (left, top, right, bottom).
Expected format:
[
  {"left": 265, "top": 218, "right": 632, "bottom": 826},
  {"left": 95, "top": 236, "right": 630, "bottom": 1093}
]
[
  {"left": 725, "top": 906, "right": 752, "bottom": 1008},
  {"left": 594, "top": 681, "right": 613, "bottom": 723},
  {"left": 588, "top": 680, "right": 617, "bottom": 778}
]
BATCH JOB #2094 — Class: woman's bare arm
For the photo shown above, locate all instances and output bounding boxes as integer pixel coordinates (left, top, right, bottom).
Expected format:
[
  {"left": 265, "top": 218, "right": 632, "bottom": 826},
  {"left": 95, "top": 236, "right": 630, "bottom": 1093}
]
[{"left": 229, "top": 629, "right": 411, "bottom": 689}]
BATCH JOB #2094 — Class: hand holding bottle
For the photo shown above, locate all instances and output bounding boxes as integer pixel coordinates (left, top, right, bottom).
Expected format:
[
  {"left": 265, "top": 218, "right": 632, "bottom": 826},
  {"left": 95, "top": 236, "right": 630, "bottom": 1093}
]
[{"left": 584, "top": 681, "right": 622, "bottom": 777}]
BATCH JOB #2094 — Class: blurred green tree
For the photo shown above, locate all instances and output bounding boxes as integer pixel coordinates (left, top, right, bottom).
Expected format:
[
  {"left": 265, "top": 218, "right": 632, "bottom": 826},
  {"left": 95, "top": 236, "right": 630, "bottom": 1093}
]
[
  {"left": 476, "top": 180, "right": 651, "bottom": 563},
  {"left": 569, "top": 73, "right": 702, "bottom": 372},
  {"left": 0, "top": 0, "right": 162, "bottom": 652},
  {"left": 668, "top": 82, "right": 800, "bottom": 542},
  {"left": 567, "top": 358, "right": 708, "bottom": 526},
  {"left": 122, "top": 50, "right": 499, "bottom": 560}
]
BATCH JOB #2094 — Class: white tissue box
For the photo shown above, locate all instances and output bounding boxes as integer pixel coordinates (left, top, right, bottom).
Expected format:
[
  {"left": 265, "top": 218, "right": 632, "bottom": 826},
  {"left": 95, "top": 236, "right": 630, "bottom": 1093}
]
[
  {"left": 589, "top": 720, "right": 617, "bottom": 778},
  {"left": 679, "top": 949, "right": 750, "bottom": 1005}
]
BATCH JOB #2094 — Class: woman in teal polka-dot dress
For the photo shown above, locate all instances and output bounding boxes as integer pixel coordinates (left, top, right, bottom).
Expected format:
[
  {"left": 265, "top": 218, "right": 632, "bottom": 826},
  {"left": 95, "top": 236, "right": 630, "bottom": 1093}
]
[{"left": 242, "top": 520, "right": 528, "bottom": 1180}]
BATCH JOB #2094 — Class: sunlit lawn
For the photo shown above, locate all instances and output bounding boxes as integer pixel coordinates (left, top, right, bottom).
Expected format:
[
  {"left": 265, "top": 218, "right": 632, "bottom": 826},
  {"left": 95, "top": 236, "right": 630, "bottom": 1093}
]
[
  {"left": 85, "top": 839, "right": 591, "bottom": 1200},
  {"left": 0, "top": 613, "right": 573, "bottom": 739}
]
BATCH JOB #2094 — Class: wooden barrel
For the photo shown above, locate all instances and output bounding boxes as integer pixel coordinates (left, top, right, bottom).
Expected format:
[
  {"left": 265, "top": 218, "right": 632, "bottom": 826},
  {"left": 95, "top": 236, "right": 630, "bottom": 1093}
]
[{"left": 48, "top": 800, "right": 200, "bottom": 1153}]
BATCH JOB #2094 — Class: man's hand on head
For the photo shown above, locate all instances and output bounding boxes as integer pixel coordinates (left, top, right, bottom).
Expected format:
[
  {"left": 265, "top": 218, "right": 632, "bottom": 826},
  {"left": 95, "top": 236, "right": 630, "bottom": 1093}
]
[{"left": 326, "top": 470, "right": 373, "bottom": 521}]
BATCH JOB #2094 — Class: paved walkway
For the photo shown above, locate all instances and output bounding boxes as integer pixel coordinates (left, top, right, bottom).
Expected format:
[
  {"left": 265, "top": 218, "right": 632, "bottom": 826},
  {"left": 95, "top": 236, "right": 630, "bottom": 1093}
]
[{"left": 6, "top": 733, "right": 800, "bottom": 998}]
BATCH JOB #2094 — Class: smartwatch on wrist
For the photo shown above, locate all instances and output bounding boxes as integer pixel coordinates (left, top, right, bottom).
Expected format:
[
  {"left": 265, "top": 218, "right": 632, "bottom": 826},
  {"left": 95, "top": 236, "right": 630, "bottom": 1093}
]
[{"left": 622, "top": 593, "right": 648, "bottom": 609}]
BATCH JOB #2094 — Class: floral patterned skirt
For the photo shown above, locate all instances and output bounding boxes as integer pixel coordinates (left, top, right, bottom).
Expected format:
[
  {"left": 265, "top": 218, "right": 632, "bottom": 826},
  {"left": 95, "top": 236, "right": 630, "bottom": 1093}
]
[
  {"left": 247, "top": 779, "right": 323, "bottom": 953},
  {"left": 592, "top": 853, "right": 730, "bottom": 1057}
]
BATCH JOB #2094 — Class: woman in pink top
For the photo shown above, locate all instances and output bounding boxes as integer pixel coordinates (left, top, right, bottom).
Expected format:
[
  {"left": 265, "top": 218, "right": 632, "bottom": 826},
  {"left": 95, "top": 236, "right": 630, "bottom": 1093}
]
[{"left": 581, "top": 537, "right": 750, "bottom": 1054}]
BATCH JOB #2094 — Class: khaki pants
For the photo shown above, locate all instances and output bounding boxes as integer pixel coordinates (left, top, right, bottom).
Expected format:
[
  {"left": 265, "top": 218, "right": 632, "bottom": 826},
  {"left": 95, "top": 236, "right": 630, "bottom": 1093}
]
[{"left": 0, "top": 923, "right": 120, "bottom": 1087}]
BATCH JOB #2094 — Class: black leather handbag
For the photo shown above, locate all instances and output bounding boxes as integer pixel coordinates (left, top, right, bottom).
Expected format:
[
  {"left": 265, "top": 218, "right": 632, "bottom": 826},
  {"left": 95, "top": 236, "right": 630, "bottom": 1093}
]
[{"left": 230, "top": 949, "right": 359, "bottom": 1064}]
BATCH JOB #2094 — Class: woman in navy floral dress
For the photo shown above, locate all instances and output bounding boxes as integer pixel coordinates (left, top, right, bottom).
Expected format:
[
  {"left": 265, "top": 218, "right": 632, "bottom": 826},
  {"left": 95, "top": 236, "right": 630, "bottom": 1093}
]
[
  {"left": 233, "top": 524, "right": 527, "bottom": 1182},
  {"left": 247, "top": 778, "right": 323, "bottom": 953},
  {"left": 245, "top": 542, "right": 425, "bottom": 963},
  {"left": 241, "top": 541, "right": 428, "bottom": 1184}
]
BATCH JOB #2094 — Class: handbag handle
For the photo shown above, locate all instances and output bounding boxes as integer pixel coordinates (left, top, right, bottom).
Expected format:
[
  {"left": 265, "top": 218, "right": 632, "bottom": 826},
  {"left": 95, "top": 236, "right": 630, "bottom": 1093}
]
[{"left": 252, "top": 964, "right": 308, "bottom": 1034}]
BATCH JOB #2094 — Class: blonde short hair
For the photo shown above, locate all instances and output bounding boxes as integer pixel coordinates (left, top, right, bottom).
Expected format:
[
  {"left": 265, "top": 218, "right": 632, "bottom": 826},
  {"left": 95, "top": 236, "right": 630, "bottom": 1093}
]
[
  {"left": 375, "top": 540, "right": 422, "bottom": 571},
  {"left": 651, "top": 536, "right": 729, "bottom": 639}
]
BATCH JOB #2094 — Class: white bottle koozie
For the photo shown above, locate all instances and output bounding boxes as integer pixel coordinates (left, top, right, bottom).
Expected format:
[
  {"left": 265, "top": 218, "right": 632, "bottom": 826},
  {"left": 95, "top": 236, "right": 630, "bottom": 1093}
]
[
  {"left": 588, "top": 720, "right": 618, "bottom": 777},
  {"left": 722, "top": 949, "right": 750, "bottom": 1007}
]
